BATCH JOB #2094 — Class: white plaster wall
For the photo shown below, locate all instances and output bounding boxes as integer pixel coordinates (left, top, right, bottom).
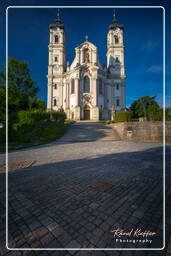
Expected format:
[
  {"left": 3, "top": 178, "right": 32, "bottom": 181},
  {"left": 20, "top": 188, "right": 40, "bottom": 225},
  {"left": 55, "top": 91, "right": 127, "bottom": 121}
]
[{"left": 70, "top": 95, "right": 76, "bottom": 108}]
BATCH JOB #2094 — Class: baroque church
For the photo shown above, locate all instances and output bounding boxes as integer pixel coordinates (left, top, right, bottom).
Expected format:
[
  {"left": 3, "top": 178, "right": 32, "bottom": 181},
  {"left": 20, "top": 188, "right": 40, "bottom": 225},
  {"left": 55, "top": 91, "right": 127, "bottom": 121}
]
[{"left": 47, "top": 10, "right": 126, "bottom": 120}]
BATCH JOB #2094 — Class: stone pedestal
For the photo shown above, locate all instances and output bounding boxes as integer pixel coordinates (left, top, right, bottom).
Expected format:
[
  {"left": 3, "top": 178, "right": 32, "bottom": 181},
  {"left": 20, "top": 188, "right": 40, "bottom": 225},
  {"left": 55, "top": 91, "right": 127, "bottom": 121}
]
[
  {"left": 75, "top": 106, "right": 81, "bottom": 120},
  {"left": 92, "top": 106, "right": 99, "bottom": 121},
  {"left": 111, "top": 106, "right": 116, "bottom": 121}
]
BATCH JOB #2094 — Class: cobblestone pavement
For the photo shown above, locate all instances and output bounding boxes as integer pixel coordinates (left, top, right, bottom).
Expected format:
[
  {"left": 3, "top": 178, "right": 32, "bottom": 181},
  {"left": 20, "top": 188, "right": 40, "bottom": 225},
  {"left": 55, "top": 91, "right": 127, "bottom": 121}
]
[{"left": 0, "top": 122, "right": 171, "bottom": 256}]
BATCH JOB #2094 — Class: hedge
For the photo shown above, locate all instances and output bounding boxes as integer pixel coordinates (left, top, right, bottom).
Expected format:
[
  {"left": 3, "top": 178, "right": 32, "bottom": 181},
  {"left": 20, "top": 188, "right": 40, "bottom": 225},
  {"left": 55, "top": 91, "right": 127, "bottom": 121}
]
[
  {"left": 17, "top": 110, "right": 66, "bottom": 124},
  {"left": 114, "top": 111, "right": 133, "bottom": 122},
  {"left": 0, "top": 110, "right": 67, "bottom": 144},
  {"left": 12, "top": 122, "right": 66, "bottom": 143}
]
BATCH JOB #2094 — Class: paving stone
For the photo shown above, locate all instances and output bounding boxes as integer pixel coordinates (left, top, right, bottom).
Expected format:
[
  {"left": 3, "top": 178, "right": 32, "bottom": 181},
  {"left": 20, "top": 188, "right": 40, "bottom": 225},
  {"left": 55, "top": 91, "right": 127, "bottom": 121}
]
[
  {"left": 0, "top": 122, "right": 168, "bottom": 252},
  {"left": 47, "top": 222, "right": 60, "bottom": 231},
  {"left": 51, "top": 227, "right": 65, "bottom": 238},
  {"left": 93, "top": 227, "right": 104, "bottom": 237},
  {"left": 100, "top": 222, "right": 110, "bottom": 232},
  {"left": 58, "top": 232, "right": 73, "bottom": 246},
  {"left": 66, "top": 239, "right": 81, "bottom": 249},
  {"left": 89, "top": 203, "right": 99, "bottom": 209},
  {"left": 40, "top": 232, "right": 54, "bottom": 247},
  {"left": 132, "top": 210, "right": 144, "bottom": 219},
  {"left": 85, "top": 223, "right": 96, "bottom": 231}
]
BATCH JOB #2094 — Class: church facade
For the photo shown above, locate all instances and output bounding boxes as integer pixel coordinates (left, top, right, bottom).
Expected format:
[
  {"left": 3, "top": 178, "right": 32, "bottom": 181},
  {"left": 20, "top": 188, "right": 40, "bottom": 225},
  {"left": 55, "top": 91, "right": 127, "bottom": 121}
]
[{"left": 47, "top": 11, "right": 126, "bottom": 120}]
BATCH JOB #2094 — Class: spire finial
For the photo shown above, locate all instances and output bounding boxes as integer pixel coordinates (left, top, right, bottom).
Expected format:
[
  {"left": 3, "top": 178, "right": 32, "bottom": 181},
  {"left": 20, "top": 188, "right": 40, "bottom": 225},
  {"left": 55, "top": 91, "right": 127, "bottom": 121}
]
[
  {"left": 85, "top": 35, "right": 88, "bottom": 41},
  {"left": 57, "top": 8, "right": 60, "bottom": 21},
  {"left": 112, "top": 9, "right": 117, "bottom": 23},
  {"left": 113, "top": 9, "right": 116, "bottom": 19}
]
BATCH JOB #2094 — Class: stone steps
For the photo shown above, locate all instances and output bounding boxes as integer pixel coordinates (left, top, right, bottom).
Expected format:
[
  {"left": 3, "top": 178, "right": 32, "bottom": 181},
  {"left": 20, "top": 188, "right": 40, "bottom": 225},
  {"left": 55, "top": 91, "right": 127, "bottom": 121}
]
[{"left": 58, "top": 122, "right": 121, "bottom": 143}]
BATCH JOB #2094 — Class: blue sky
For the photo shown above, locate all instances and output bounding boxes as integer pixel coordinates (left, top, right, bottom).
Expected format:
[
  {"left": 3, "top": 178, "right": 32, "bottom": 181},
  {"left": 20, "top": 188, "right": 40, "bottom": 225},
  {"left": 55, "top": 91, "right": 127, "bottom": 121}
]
[{"left": 1, "top": 0, "right": 171, "bottom": 107}]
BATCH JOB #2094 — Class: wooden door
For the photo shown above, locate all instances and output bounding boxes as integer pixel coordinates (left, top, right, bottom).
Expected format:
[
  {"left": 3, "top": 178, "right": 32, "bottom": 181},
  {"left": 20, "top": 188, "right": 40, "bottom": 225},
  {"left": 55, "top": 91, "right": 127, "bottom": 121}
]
[{"left": 84, "top": 109, "right": 90, "bottom": 120}]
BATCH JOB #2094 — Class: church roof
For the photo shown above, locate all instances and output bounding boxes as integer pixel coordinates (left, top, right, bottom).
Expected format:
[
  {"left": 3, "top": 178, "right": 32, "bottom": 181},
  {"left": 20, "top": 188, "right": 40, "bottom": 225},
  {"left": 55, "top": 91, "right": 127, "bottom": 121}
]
[
  {"left": 76, "top": 36, "right": 97, "bottom": 50},
  {"left": 50, "top": 9, "right": 64, "bottom": 29},
  {"left": 108, "top": 12, "right": 124, "bottom": 30}
]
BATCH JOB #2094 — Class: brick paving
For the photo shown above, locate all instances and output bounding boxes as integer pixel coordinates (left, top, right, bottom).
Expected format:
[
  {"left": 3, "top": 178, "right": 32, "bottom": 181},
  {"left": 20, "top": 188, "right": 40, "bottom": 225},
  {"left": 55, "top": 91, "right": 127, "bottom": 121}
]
[{"left": 0, "top": 122, "right": 171, "bottom": 256}]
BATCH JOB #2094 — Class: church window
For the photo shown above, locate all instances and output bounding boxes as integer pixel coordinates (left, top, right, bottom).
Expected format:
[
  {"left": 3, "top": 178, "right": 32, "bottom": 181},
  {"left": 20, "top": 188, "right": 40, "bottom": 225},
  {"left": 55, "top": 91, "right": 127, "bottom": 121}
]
[
  {"left": 54, "top": 99, "right": 57, "bottom": 106},
  {"left": 71, "top": 79, "right": 75, "bottom": 94},
  {"left": 114, "top": 36, "right": 119, "bottom": 44},
  {"left": 99, "top": 79, "right": 103, "bottom": 95},
  {"left": 54, "top": 35, "right": 59, "bottom": 43},
  {"left": 116, "top": 99, "right": 120, "bottom": 106},
  {"left": 54, "top": 84, "right": 57, "bottom": 89},
  {"left": 54, "top": 56, "right": 58, "bottom": 62},
  {"left": 83, "top": 76, "right": 90, "bottom": 93},
  {"left": 116, "top": 84, "right": 119, "bottom": 90}
]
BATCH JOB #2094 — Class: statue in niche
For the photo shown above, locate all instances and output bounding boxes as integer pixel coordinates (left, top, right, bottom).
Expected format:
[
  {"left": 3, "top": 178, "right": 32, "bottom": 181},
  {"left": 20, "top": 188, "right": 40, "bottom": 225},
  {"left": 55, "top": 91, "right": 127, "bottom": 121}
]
[{"left": 83, "top": 48, "right": 90, "bottom": 63}]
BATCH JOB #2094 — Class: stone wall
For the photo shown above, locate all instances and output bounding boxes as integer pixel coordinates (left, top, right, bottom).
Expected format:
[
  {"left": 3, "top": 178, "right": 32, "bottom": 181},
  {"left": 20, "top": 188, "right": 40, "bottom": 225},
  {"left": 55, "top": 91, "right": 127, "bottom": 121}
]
[{"left": 110, "top": 121, "right": 171, "bottom": 142}]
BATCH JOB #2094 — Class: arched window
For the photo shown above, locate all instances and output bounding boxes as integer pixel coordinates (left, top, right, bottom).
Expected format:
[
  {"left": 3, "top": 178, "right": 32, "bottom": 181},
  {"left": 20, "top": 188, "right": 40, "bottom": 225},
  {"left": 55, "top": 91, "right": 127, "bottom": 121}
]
[
  {"left": 83, "top": 76, "right": 90, "bottom": 93},
  {"left": 54, "top": 35, "right": 59, "bottom": 43},
  {"left": 71, "top": 79, "right": 75, "bottom": 94},
  {"left": 114, "top": 36, "right": 119, "bottom": 44},
  {"left": 99, "top": 79, "right": 103, "bottom": 95},
  {"left": 54, "top": 99, "right": 57, "bottom": 106},
  {"left": 115, "top": 57, "right": 119, "bottom": 63},
  {"left": 116, "top": 99, "right": 120, "bottom": 106}
]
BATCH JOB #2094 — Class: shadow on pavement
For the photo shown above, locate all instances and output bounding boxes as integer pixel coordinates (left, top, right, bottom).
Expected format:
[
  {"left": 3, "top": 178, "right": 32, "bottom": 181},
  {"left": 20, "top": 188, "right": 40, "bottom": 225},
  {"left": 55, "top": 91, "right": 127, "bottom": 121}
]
[{"left": 0, "top": 145, "right": 170, "bottom": 255}]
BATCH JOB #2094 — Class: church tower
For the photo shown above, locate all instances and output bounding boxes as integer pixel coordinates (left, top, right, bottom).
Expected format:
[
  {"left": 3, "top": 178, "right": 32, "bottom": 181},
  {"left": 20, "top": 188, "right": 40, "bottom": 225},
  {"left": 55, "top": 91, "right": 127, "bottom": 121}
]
[
  {"left": 106, "top": 12, "right": 126, "bottom": 111},
  {"left": 47, "top": 10, "right": 66, "bottom": 110}
]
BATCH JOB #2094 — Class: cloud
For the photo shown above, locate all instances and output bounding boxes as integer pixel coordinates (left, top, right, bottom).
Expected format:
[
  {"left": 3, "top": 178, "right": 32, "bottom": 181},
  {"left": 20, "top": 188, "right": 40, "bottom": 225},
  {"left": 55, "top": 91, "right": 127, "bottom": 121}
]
[{"left": 147, "top": 65, "right": 163, "bottom": 73}]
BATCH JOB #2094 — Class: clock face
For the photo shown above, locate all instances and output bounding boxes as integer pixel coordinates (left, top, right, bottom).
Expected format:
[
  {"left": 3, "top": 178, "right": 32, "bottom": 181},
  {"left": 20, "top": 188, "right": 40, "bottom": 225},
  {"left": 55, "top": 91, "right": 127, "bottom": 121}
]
[{"left": 53, "top": 65, "right": 59, "bottom": 71}]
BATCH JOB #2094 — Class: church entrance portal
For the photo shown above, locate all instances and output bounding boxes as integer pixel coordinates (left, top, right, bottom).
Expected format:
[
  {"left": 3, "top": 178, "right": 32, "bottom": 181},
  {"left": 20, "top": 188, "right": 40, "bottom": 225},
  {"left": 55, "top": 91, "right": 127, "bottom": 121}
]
[{"left": 83, "top": 105, "right": 90, "bottom": 120}]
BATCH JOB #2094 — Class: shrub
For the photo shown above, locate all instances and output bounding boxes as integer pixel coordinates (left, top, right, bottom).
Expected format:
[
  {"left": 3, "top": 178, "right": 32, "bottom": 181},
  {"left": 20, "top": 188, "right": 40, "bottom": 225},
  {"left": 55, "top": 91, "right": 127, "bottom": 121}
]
[
  {"left": 147, "top": 106, "right": 163, "bottom": 121},
  {"left": 17, "top": 110, "right": 66, "bottom": 125},
  {"left": 50, "top": 111, "right": 66, "bottom": 123},
  {"left": 12, "top": 122, "right": 36, "bottom": 143},
  {"left": 114, "top": 111, "right": 133, "bottom": 122},
  {"left": 18, "top": 110, "right": 50, "bottom": 124},
  {"left": 11, "top": 121, "right": 67, "bottom": 143},
  {"left": 8, "top": 110, "right": 67, "bottom": 144}
]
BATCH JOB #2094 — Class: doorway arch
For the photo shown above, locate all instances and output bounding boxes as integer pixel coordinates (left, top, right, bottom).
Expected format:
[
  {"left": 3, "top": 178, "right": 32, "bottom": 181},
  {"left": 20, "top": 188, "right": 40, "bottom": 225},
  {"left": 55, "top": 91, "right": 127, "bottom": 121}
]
[{"left": 83, "top": 105, "right": 90, "bottom": 120}]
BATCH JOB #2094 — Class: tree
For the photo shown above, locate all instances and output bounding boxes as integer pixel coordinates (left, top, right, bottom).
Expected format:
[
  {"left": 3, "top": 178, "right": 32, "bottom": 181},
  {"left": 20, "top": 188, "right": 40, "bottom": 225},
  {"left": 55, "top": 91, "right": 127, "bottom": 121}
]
[
  {"left": 130, "top": 96, "right": 160, "bottom": 119},
  {"left": 29, "top": 97, "right": 46, "bottom": 110},
  {"left": 0, "top": 58, "right": 39, "bottom": 112},
  {"left": 147, "top": 104, "right": 163, "bottom": 121}
]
